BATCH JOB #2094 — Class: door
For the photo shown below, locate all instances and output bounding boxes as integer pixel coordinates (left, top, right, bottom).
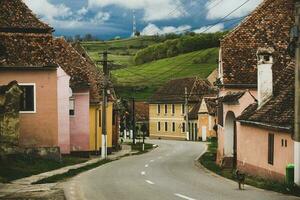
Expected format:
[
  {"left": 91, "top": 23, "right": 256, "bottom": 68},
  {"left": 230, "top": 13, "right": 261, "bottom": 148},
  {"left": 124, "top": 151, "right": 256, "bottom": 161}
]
[{"left": 202, "top": 126, "right": 207, "bottom": 142}]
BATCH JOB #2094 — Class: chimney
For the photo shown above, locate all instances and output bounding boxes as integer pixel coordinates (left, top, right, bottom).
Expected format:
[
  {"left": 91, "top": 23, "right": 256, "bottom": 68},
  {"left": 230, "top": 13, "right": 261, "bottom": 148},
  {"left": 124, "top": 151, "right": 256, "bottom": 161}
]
[{"left": 257, "top": 47, "right": 274, "bottom": 107}]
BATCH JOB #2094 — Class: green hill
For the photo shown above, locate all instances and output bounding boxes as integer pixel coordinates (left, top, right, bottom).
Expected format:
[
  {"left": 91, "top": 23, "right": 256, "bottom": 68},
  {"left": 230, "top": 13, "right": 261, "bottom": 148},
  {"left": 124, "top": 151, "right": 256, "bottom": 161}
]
[
  {"left": 112, "top": 48, "right": 219, "bottom": 100},
  {"left": 81, "top": 36, "right": 165, "bottom": 68}
]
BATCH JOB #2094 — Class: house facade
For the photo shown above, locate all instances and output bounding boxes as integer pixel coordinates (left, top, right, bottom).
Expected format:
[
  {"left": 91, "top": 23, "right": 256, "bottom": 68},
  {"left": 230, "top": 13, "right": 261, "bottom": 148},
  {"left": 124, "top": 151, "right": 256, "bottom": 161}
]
[
  {"left": 216, "top": 0, "right": 295, "bottom": 181},
  {"left": 149, "top": 77, "right": 215, "bottom": 141},
  {"left": 0, "top": 0, "right": 117, "bottom": 156}
]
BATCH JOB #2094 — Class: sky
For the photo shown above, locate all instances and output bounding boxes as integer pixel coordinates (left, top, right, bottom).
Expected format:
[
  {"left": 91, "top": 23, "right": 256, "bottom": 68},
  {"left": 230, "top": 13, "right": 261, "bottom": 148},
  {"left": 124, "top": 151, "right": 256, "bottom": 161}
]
[{"left": 24, "top": 0, "right": 263, "bottom": 40}]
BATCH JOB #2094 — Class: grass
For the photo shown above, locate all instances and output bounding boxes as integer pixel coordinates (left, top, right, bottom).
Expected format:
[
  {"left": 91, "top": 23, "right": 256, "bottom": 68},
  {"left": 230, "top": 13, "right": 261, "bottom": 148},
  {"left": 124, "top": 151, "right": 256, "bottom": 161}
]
[
  {"left": 113, "top": 48, "right": 218, "bottom": 100},
  {"left": 0, "top": 155, "right": 89, "bottom": 183},
  {"left": 81, "top": 36, "right": 162, "bottom": 68},
  {"left": 200, "top": 138, "right": 300, "bottom": 197},
  {"left": 33, "top": 159, "right": 112, "bottom": 184}
]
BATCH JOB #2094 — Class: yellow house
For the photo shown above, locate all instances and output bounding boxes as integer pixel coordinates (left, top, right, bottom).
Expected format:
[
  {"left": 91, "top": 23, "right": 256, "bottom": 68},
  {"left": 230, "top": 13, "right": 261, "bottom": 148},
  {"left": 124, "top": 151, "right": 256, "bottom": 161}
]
[
  {"left": 89, "top": 102, "right": 114, "bottom": 154},
  {"left": 149, "top": 77, "right": 215, "bottom": 141}
]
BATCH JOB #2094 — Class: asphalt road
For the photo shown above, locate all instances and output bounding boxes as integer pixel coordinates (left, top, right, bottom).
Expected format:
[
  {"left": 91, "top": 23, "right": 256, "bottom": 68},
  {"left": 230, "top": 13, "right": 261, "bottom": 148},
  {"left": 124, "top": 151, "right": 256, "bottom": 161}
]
[{"left": 64, "top": 140, "right": 300, "bottom": 200}]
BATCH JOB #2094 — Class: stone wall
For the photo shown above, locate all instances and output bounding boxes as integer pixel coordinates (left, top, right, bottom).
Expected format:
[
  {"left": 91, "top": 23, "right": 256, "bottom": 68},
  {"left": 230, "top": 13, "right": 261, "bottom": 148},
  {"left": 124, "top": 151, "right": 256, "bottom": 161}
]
[{"left": 0, "top": 81, "right": 22, "bottom": 154}]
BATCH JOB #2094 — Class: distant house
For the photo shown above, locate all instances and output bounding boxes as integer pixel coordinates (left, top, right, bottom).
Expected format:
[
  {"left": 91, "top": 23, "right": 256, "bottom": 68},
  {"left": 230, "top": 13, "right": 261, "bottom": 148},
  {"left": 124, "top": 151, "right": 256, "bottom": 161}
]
[
  {"left": 134, "top": 102, "right": 149, "bottom": 137},
  {"left": 149, "top": 77, "right": 215, "bottom": 141},
  {"left": 216, "top": 0, "right": 295, "bottom": 181}
]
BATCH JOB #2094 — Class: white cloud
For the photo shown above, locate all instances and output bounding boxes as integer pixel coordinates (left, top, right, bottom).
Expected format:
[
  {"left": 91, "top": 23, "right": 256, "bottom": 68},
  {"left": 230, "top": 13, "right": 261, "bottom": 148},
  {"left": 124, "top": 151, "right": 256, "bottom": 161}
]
[
  {"left": 205, "top": 0, "right": 263, "bottom": 20},
  {"left": 141, "top": 23, "right": 191, "bottom": 36},
  {"left": 24, "top": 0, "right": 110, "bottom": 29},
  {"left": 193, "top": 23, "right": 224, "bottom": 34},
  {"left": 24, "top": 0, "right": 72, "bottom": 20},
  {"left": 87, "top": 0, "right": 185, "bottom": 21},
  {"left": 90, "top": 12, "right": 111, "bottom": 24}
]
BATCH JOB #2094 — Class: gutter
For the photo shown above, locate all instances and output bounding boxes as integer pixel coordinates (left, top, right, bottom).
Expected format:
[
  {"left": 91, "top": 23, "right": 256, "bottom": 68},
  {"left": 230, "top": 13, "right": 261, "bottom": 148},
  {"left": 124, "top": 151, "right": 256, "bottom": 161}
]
[
  {"left": 217, "top": 83, "right": 257, "bottom": 89},
  {"left": 238, "top": 120, "right": 292, "bottom": 132}
]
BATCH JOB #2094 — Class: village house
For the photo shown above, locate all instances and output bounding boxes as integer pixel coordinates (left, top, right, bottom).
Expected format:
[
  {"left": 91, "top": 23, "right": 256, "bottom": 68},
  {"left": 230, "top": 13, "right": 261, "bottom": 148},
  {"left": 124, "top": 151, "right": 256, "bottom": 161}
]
[
  {"left": 216, "top": 0, "right": 295, "bottom": 181},
  {"left": 0, "top": 0, "right": 117, "bottom": 156},
  {"left": 149, "top": 77, "right": 215, "bottom": 141}
]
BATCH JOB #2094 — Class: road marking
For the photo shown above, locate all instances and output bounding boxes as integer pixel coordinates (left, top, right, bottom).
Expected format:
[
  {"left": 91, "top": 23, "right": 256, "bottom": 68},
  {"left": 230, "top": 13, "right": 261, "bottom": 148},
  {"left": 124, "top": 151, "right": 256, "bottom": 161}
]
[
  {"left": 174, "top": 193, "right": 196, "bottom": 200},
  {"left": 145, "top": 164, "right": 149, "bottom": 168},
  {"left": 145, "top": 180, "right": 155, "bottom": 185},
  {"left": 150, "top": 160, "right": 154, "bottom": 162},
  {"left": 141, "top": 171, "right": 146, "bottom": 175}
]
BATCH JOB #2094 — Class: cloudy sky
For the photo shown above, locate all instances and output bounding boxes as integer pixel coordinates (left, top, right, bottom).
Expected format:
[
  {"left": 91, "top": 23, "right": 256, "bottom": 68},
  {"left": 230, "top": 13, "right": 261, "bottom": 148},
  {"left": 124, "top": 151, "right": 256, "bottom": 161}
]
[{"left": 24, "top": 0, "right": 262, "bottom": 40}]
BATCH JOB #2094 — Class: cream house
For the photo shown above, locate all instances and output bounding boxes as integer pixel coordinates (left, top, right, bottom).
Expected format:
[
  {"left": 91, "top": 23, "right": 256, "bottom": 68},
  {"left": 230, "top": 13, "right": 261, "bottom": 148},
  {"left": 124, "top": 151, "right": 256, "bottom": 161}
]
[{"left": 149, "top": 77, "right": 215, "bottom": 141}]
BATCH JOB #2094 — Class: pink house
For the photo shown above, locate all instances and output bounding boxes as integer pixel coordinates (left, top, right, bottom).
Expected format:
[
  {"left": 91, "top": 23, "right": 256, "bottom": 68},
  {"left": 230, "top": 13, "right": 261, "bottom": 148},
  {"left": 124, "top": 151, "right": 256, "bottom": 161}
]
[
  {"left": 216, "top": 0, "right": 294, "bottom": 181},
  {"left": 0, "top": 0, "right": 102, "bottom": 155}
]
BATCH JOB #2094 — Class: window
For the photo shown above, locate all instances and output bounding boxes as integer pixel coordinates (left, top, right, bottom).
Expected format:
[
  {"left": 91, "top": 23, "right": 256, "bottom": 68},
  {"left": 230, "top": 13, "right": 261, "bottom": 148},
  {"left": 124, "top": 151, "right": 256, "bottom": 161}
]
[
  {"left": 172, "top": 122, "right": 176, "bottom": 132},
  {"left": 165, "top": 122, "right": 168, "bottom": 132},
  {"left": 285, "top": 140, "right": 288, "bottom": 147},
  {"left": 182, "top": 104, "right": 185, "bottom": 114},
  {"left": 172, "top": 104, "right": 175, "bottom": 114},
  {"left": 69, "top": 97, "right": 75, "bottom": 116},
  {"left": 19, "top": 84, "right": 36, "bottom": 113},
  {"left": 217, "top": 101, "right": 223, "bottom": 126},
  {"left": 99, "top": 110, "right": 102, "bottom": 127},
  {"left": 282, "top": 139, "right": 287, "bottom": 147},
  {"left": 268, "top": 133, "right": 274, "bottom": 165},
  {"left": 182, "top": 122, "right": 186, "bottom": 132},
  {"left": 157, "top": 104, "right": 161, "bottom": 114},
  {"left": 157, "top": 122, "right": 161, "bottom": 131},
  {"left": 165, "top": 104, "right": 168, "bottom": 114}
]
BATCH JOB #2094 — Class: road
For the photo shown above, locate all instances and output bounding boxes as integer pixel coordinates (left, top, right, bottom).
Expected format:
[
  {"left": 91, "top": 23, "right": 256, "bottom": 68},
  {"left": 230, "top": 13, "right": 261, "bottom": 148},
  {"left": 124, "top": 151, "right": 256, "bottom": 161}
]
[{"left": 64, "top": 140, "right": 299, "bottom": 200}]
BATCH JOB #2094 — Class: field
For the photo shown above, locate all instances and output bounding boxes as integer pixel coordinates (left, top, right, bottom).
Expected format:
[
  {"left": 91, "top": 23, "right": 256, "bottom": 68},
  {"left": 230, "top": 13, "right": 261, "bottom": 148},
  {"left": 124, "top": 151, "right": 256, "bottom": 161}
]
[
  {"left": 112, "top": 48, "right": 219, "bottom": 100},
  {"left": 81, "top": 36, "right": 163, "bottom": 68},
  {"left": 81, "top": 37, "right": 219, "bottom": 100}
]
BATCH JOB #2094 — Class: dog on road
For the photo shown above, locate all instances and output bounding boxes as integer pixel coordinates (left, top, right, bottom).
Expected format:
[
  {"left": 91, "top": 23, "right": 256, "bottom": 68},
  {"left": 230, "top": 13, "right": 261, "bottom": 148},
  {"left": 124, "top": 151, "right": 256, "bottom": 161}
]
[{"left": 235, "top": 170, "right": 245, "bottom": 190}]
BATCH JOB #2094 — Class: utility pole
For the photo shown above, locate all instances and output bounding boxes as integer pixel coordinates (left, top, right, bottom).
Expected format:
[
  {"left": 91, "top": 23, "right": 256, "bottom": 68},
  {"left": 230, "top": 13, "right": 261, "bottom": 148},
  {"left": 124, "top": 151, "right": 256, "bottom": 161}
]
[
  {"left": 100, "top": 51, "right": 109, "bottom": 159},
  {"left": 132, "top": 98, "right": 136, "bottom": 144},
  {"left": 294, "top": 0, "right": 300, "bottom": 186},
  {"left": 185, "top": 87, "right": 189, "bottom": 141}
]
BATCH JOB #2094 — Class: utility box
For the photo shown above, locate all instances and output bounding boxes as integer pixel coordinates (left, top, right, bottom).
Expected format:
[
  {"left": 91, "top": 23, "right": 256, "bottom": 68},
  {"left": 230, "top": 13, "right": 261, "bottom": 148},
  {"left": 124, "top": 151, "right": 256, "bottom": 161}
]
[{"left": 286, "top": 164, "right": 294, "bottom": 185}]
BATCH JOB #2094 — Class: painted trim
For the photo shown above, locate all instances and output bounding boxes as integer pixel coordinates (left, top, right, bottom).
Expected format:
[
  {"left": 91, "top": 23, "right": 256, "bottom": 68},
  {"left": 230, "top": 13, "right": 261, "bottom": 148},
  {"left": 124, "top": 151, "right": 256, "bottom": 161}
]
[{"left": 19, "top": 83, "right": 37, "bottom": 114}]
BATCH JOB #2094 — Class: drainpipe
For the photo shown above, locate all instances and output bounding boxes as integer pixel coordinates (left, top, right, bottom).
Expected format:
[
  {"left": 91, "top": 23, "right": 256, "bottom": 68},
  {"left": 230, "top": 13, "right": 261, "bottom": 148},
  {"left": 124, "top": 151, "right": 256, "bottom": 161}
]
[
  {"left": 294, "top": 0, "right": 300, "bottom": 186},
  {"left": 95, "top": 107, "right": 99, "bottom": 155}
]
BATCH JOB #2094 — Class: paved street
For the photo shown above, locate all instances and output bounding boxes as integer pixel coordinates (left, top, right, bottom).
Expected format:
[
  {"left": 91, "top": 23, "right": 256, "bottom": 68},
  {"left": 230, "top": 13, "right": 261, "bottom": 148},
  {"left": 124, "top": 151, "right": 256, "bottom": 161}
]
[{"left": 64, "top": 140, "right": 300, "bottom": 200}]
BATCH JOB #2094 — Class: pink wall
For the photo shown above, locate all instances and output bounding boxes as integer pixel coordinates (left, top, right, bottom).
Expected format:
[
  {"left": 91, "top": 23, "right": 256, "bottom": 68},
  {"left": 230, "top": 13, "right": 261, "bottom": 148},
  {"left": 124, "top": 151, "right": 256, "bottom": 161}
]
[
  {"left": 217, "top": 88, "right": 257, "bottom": 163},
  {"left": 238, "top": 124, "right": 293, "bottom": 181},
  {"left": 70, "top": 89, "right": 90, "bottom": 151},
  {"left": 57, "top": 67, "right": 71, "bottom": 154},
  {"left": 0, "top": 70, "right": 59, "bottom": 147}
]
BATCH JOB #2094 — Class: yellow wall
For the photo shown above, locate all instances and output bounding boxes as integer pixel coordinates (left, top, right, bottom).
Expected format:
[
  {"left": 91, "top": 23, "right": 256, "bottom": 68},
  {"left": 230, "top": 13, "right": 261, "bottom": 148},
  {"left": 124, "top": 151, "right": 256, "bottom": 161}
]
[
  {"left": 89, "top": 102, "right": 113, "bottom": 151},
  {"left": 198, "top": 114, "right": 217, "bottom": 138},
  {"left": 149, "top": 103, "right": 195, "bottom": 140}
]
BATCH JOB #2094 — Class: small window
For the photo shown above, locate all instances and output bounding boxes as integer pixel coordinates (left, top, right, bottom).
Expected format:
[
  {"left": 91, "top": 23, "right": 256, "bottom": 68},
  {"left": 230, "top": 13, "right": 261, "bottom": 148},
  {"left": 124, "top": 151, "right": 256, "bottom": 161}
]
[
  {"left": 217, "top": 101, "right": 223, "bottom": 126},
  {"left": 268, "top": 133, "right": 274, "bottom": 165},
  {"left": 281, "top": 139, "right": 284, "bottom": 147},
  {"left": 165, "top": 104, "right": 168, "bottom": 114},
  {"left": 182, "top": 122, "right": 186, "bottom": 132},
  {"left": 182, "top": 104, "right": 185, "bottom": 114},
  {"left": 172, "top": 122, "right": 176, "bottom": 132},
  {"left": 172, "top": 104, "right": 175, "bottom": 114},
  {"left": 157, "top": 122, "right": 161, "bottom": 131},
  {"left": 165, "top": 122, "right": 168, "bottom": 132},
  {"left": 69, "top": 97, "right": 75, "bottom": 116},
  {"left": 285, "top": 140, "right": 288, "bottom": 147},
  {"left": 99, "top": 110, "right": 102, "bottom": 127},
  {"left": 157, "top": 104, "right": 161, "bottom": 114},
  {"left": 19, "top": 84, "right": 35, "bottom": 112}
]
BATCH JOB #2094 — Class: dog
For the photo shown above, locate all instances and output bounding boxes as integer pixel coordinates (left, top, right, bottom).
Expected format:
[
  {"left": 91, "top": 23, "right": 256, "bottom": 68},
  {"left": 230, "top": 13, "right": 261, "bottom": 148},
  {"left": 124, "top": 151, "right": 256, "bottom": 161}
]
[{"left": 235, "top": 170, "right": 245, "bottom": 190}]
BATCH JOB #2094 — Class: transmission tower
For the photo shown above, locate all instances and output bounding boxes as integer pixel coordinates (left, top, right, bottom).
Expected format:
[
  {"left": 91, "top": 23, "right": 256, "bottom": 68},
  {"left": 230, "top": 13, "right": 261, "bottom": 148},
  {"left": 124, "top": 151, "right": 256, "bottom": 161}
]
[{"left": 132, "top": 10, "right": 137, "bottom": 37}]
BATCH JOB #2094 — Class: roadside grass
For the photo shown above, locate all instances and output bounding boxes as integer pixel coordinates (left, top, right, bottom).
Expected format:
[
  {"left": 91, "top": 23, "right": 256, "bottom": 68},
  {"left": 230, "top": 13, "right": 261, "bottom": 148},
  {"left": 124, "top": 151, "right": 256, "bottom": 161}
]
[
  {"left": 123, "top": 142, "right": 156, "bottom": 155},
  {"left": 0, "top": 155, "right": 88, "bottom": 183},
  {"left": 200, "top": 138, "right": 300, "bottom": 196},
  {"left": 34, "top": 159, "right": 112, "bottom": 184}
]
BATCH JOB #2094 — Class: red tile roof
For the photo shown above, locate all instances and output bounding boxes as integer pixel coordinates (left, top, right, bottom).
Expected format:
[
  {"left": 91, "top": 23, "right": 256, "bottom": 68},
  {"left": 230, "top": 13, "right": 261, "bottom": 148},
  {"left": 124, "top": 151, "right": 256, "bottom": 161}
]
[
  {"left": 134, "top": 102, "right": 149, "bottom": 122},
  {"left": 150, "top": 77, "right": 216, "bottom": 103},
  {"left": 221, "top": 0, "right": 294, "bottom": 86},
  {"left": 0, "top": 0, "right": 52, "bottom": 33},
  {"left": 238, "top": 61, "right": 295, "bottom": 132}
]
